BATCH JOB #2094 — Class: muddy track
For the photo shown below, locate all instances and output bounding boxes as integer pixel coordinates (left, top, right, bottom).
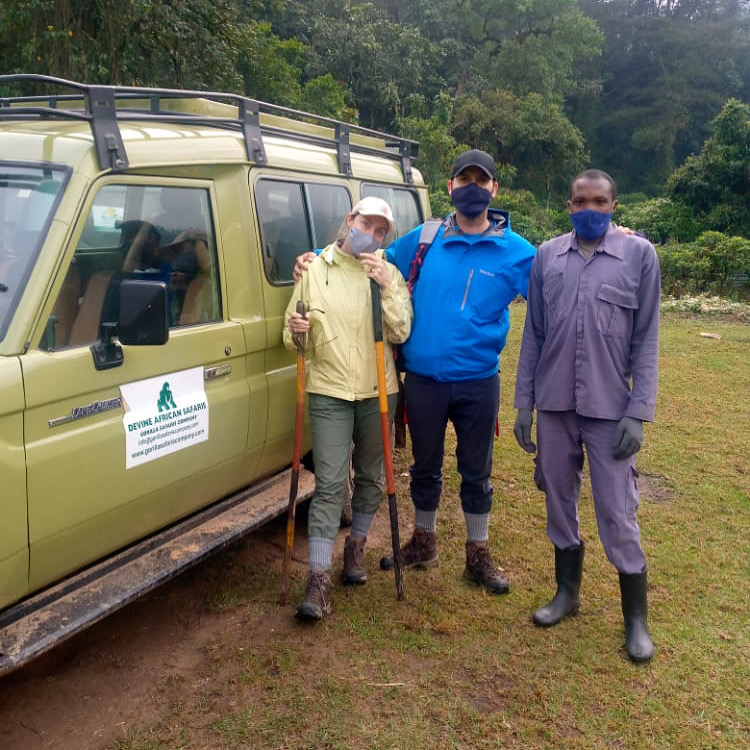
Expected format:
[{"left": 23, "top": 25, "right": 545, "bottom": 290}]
[{"left": 0, "top": 499, "right": 397, "bottom": 750}]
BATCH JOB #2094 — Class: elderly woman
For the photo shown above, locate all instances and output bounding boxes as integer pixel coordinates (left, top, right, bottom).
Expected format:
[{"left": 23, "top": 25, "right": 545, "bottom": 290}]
[{"left": 283, "top": 197, "right": 412, "bottom": 621}]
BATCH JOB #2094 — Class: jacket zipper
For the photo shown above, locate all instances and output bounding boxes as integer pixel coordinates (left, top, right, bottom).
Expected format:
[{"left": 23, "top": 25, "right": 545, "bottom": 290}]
[{"left": 460, "top": 268, "right": 474, "bottom": 311}]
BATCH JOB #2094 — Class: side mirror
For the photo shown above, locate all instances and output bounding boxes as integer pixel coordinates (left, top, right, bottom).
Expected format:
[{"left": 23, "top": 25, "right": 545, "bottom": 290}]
[
  {"left": 118, "top": 279, "right": 169, "bottom": 346},
  {"left": 90, "top": 279, "right": 169, "bottom": 370}
]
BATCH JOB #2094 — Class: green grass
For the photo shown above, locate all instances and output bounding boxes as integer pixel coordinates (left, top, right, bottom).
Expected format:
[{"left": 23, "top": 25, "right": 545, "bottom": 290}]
[{"left": 106, "top": 304, "right": 750, "bottom": 750}]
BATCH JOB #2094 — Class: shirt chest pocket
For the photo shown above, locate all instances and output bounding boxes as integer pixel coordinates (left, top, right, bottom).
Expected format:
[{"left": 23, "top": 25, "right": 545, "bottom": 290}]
[
  {"left": 596, "top": 283, "right": 638, "bottom": 338},
  {"left": 542, "top": 270, "right": 565, "bottom": 330}
]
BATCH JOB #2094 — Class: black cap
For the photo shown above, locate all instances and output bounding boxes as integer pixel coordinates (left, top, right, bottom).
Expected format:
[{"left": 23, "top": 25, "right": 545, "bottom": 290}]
[{"left": 451, "top": 149, "right": 496, "bottom": 180}]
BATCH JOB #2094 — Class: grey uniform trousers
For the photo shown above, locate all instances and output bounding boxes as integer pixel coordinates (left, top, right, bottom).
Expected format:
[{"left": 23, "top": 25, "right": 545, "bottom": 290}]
[{"left": 535, "top": 410, "right": 646, "bottom": 574}]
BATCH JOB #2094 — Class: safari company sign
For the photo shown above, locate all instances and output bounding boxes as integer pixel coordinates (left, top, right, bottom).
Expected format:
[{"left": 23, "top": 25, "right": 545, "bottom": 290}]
[{"left": 120, "top": 367, "right": 209, "bottom": 468}]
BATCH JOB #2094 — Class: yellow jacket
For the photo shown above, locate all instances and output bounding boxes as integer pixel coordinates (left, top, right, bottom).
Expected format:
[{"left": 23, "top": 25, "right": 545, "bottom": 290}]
[{"left": 283, "top": 243, "right": 412, "bottom": 400}]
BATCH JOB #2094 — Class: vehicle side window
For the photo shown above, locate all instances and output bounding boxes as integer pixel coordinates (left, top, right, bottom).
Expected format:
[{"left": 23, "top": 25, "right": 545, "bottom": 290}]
[
  {"left": 362, "top": 184, "right": 423, "bottom": 238},
  {"left": 306, "top": 183, "right": 352, "bottom": 248},
  {"left": 256, "top": 181, "right": 311, "bottom": 285},
  {"left": 41, "top": 184, "right": 221, "bottom": 351},
  {"left": 255, "top": 179, "right": 351, "bottom": 285}
]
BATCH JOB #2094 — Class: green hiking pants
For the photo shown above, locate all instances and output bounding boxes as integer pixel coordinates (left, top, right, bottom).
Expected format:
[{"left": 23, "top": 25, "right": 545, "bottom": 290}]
[{"left": 307, "top": 392, "right": 397, "bottom": 540}]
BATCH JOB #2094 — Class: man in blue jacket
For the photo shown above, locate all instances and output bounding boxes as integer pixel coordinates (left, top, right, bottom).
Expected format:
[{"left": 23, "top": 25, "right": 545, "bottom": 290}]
[{"left": 383, "top": 149, "right": 536, "bottom": 594}]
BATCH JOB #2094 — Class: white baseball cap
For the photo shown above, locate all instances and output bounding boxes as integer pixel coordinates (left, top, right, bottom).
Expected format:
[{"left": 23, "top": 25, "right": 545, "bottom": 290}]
[{"left": 351, "top": 196, "right": 395, "bottom": 232}]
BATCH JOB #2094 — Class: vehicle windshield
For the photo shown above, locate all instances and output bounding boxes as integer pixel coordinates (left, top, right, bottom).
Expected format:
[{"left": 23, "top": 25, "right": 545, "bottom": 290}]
[{"left": 0, "top": 163, "right": 70, "bottom": 342}]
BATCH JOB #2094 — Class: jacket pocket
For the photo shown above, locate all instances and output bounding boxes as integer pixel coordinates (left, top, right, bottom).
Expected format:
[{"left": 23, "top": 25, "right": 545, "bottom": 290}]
[
  {"left": 465, "top": 267, "right": 505, "bottom": 324},
  {"left": 596, "top": 283, "right": 638, "bottom": 338}
]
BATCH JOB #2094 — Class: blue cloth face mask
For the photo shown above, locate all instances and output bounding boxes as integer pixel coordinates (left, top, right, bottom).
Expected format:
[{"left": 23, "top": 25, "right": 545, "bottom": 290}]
[
  {"left": 570, "top": 209, "right": 613, "bottom": 241},
  {"left": 450, "top": 183, "right": 492, "bottom": 218},
  {"left": 348, "top": 226, "right": 380, "bottom": 257}
]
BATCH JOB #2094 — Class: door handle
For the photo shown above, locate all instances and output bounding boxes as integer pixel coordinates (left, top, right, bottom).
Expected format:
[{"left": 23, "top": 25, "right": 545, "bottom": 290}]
[{"left": 204, "top": 364, "right": 231, "bottom": 381}]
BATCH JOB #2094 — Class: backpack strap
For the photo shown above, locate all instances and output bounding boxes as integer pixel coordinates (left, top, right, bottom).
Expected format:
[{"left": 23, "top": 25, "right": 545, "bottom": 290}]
[{"left": 406, "top": 217, "right": 444, "bottom": 295}]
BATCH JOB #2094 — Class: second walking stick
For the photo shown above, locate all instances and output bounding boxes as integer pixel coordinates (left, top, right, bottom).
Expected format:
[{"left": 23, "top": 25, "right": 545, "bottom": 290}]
[
  {"left": 279, "top": 299, "right": 307, "bottom": 606},
  {"left": 370, "top": 278, "right": 405, "bottom": 600}
]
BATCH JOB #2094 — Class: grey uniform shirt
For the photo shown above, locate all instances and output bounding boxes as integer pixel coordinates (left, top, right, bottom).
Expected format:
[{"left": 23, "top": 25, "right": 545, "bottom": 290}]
[{"left": 514, "top": 224, "right": 660, "bottom": 422}]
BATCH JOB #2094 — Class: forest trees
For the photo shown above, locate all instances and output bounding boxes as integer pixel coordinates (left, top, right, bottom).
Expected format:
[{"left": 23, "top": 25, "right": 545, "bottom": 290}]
[
  {"left": 668, "top": 99, "right": 750, "bottom": 238},
  {"left": 1, "top": 0, "right": 749, "bottom": 220},
  {"left": 0, "top": 0, "right": 244, "bottom": 89},
  {"left": 575, "top": 0, "right": 750, "bottom": 194}
]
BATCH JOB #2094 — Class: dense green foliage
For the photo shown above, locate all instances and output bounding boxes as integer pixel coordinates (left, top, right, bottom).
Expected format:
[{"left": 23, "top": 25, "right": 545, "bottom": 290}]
[
  {"left": 667, "top": 99, "right": 750, "bottom": 238},
  {"left": 576, "top": 0, "right": 750, "bottom": 194},
  {"left": 1, "top": 0, "right": 749, "bottom": 293},
  {"left": 657, "top": 232, "right": 750, "bottom": 298}
]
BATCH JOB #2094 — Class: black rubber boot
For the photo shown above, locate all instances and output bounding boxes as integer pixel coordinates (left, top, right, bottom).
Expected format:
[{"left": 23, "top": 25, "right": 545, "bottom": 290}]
[
  {"left": 532, "top": 543, "right": 584, "bottom": 627},
  {"left": 619, "top": 570, "right": 654, "bottom": 663}
]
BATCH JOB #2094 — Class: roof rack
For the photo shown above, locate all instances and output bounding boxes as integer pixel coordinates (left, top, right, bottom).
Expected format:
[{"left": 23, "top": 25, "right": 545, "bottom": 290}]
[{"left": 0, "top": 74, "right": 419, "bottom": 183}]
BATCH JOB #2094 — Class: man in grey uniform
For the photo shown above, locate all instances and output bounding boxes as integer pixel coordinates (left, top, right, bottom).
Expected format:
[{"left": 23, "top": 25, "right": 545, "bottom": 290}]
[{"left": 513, "top": 169, "right": 660, "bottom": 662}]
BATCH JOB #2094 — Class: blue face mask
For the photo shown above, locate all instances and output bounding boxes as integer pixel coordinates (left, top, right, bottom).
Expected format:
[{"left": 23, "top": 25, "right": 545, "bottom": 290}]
[
  {"left": 450, "top": 183, "right": 493, "bottom": 218},
  {"left": 570, "top": 209, "right": 613, "bottom": 241},
  {"left": 348, "top": 226, "right": 380, "bottom": 257}
]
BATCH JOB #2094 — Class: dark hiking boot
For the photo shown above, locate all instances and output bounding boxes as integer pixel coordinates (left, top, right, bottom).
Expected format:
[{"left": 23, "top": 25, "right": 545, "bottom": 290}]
[
  {"left": 295, "top": 570, "right": 333, "bottom": 621},
  {"left": 619, "top": 570, "right": 654, "bottom": 662},
  {"left": 533, "top": 543, "right": 585, "bottom": 627},
  {"left": 379, "top": 527, "right": 438, "bottom": 571},
  {"left": 342, "top": 536, "right": 367, "bottom": 585},
  {"left": 464, "top": 541, "right": 510, "bottom": 595}
]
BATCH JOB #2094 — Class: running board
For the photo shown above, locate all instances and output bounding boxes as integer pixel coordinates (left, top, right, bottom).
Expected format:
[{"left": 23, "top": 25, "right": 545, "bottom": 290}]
[{"left": 0, "top": 468, "right": 315, "bottom": 676}]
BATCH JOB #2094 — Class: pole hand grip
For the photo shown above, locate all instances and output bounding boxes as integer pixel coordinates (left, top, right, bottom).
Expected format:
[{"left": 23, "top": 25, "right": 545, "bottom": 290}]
[{"left": 293, "top": 299, "right": 308, "bottom": 354}]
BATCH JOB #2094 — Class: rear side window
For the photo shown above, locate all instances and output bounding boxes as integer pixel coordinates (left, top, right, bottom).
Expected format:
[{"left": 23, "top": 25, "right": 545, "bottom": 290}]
[
  {"left": 256, "top": 179, "right": 351, "bottom": 285},
  {"left": 41, "top": 184, "right": 221, "bottom": 351},
  {"left": 362, "top": 184, "right": 423, "bottom": 238}
]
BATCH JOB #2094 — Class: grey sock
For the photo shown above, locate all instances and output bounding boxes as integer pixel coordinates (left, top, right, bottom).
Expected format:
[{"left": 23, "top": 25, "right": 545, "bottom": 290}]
[
  {"left": 351, "top": 512, "right": 374, "bottom": 539},
  {"left": 464, "top": 512, "right": 490, "bottom": 543},
  {"left": 415, "top": 509, "right": 437, "bottom": 533},
  {"left": 308, "top": 537, "right": 334, "bottom": 571}
]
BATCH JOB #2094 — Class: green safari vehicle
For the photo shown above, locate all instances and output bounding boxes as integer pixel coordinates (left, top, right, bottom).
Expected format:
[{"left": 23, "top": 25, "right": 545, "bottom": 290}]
[{"left": 0, "top": 74, "right": 429, "bottom": 674}]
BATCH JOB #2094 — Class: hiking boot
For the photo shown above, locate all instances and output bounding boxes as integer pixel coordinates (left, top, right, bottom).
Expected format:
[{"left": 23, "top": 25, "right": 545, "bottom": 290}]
[
  {"left": 379, "top": 527, "right": 438, "bottom": 571},
  {"left": 464, "top": 541, "right": 510, "bottom": 595},
  {"left": 343, "top": 536, "right": 368, "bottom": 585},
  {"left": 295, "top": 570, "right": 333, "bottom": 621}
]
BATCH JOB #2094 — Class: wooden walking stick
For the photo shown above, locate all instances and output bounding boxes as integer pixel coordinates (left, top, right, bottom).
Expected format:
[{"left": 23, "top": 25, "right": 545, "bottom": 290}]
[
  {"left": 370, "top": 278, "right": 405, "bottom": 600},
  {"left": 279, "top": 299, "right": 307, "bottom": 606}
]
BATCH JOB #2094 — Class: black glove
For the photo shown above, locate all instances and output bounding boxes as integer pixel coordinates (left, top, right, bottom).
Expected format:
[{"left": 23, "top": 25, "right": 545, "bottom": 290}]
[
  {"left": 612, "top": 416, "right": 643, "bottom": 460},
  {"left": 513, "top": 408, "right": 537, "bottom": 453}
]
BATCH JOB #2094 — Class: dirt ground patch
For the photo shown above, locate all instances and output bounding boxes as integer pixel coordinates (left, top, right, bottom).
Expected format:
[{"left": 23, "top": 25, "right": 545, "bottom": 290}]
[
  {"left": 638, "top": 471, "right": 674, "bottom": 503},
  {"left": 0, "top": 498, "right": 397, "bottom": 750}
]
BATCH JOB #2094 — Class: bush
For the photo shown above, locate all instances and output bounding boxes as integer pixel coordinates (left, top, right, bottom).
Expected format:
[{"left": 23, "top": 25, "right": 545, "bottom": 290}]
[
  {"left": 492, "top": 189, "right": 568, "bottom": 245},
  {"left": 657, "top": 231, "right": 750, "bottom": 300},
  {"left": 424, "top": 187, "right": 568, "bottom": 246},
  {"left": 616, "top": 197, "right": 704, "bottom": 244}
]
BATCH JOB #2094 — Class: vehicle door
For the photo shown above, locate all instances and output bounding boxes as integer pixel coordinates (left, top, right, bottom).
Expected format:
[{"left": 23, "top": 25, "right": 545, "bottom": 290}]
[
  {"left": 21, "top": 179, "right": 252, "bottom": 591},
  {"left": 0, "top": 358, "right": 28, "bottom": 610},
  {"left": 252, "top": 177, "right": 352, "bottom": 473}
]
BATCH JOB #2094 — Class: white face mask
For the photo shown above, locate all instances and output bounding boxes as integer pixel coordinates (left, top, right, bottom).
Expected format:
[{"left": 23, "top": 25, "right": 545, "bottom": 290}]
[{"left": 348, "top": 226, "right": 380, "bottom": 257}]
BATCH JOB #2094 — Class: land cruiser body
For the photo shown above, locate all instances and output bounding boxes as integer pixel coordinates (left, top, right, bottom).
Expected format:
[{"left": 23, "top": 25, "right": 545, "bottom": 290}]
[{"left": 0, "top": 74, "right": 428, "bottom": 674}]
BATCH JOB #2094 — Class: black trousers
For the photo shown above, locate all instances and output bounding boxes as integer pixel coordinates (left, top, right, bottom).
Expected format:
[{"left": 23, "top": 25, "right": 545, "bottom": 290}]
[{"left": 404, "top": 372, "right": 499, "bottom": 515}]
